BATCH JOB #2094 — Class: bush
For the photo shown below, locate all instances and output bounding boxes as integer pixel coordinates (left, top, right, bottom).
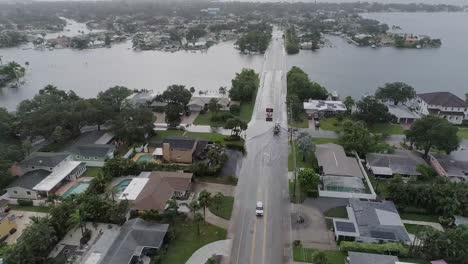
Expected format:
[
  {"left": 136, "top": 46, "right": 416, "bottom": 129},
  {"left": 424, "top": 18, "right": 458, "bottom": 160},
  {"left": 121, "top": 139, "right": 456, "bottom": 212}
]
[
  {"left": 224, "top": 135, "right": 241, "bottom": 141},
  {"left": 230, "top": 105, "right": 241, "bottom": 115},
  {"left": 227, "top": 176, "right": 238, "bottom": 185},
  {"left": 225, "top": 143, "right": 246, "bottom": 154},
  {"left": 152, "top": 106, "right": 165, "bottom": 113},
  {"left": 17, "top": 199, "right": 33, "bottom": 206},
  {"left": 210, "top": 112, "right": 233, "bottom": 123},
  {"left": 80, "top": 229, "right": 92, "bottom": 245},
  {"left": 293, "top": 240, "right": 301, "bottom": 247},
  {"left": 339, "top": 241, "right": 409, "bottom": 257}
]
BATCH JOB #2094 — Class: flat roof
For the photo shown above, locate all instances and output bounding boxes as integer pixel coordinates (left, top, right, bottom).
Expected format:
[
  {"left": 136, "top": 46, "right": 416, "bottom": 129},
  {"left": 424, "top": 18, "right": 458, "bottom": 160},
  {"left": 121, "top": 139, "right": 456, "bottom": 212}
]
[
  {"left": 316, "top": 144, "right": 364, "bottom": 178},
  {"left": 33, "top": 161, "right": 83, "bottom": 192},
  {"left": 94, "top": 132, "right": 115, "bottom": 145},
  {"left": 118, "top": 178, "right": 149, "bottom": 200}
]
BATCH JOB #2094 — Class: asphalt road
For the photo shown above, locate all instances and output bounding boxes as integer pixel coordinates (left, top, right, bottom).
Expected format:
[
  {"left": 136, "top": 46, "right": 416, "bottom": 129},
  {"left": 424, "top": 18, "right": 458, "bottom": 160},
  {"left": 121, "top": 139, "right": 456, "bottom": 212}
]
[{"left": 228, "top": 30, "right": 291, "bottom": 264}]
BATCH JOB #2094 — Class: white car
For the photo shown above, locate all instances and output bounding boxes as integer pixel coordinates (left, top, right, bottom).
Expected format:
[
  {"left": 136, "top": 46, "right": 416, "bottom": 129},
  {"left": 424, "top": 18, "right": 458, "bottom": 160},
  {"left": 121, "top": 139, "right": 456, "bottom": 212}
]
[{"left": 256, "top": 201, "right": 264, "bottom": 216}]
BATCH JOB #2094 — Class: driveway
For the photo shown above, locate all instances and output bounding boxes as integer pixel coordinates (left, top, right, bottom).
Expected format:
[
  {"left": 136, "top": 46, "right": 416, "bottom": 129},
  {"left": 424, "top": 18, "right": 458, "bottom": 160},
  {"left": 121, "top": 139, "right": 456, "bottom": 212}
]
[
  {"left": 6, "top": 210, "right": 48, "bottom": 244},
  {"left": 303, "top": 197, "right": 349, "bottom": 213},
  {"left": 181, "top": 112, "right": 199, "bottom": 125}
]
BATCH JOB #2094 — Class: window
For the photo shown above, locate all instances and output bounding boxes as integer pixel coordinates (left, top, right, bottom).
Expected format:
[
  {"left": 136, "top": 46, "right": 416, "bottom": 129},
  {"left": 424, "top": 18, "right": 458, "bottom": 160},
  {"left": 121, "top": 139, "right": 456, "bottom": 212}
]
[
  {"left": 26, "top": 191, "right": 31, "bottom": 195},
  {"left": 94, "top": 157, "right": 99, "bottom": 160},
  {"left": 13, "top": 190, "right": 18, "bottom": 194},
  {"left": 76, "top": 155, "right": 81, "bottom": 159}
]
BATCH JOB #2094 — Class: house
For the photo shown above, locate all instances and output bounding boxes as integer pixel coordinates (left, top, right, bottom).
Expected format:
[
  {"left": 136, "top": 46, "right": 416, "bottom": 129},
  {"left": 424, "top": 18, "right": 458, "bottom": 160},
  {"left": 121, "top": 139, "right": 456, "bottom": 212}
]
[
  {"left": 6, "top": 152, "right": 86, "bottom": 199},
  {"left": 429, "top": 152, "right": 468, "bottom": 182},
  {"left": 124, "top": 90, "right": 158, "bottom": 107},
  {"left": 333, "top": 198, "right": 410, "bottom": 243},
  {"left": 386, "top": 104, "right": 421, "bottom": 124},
  {"left": 99, "top": 218, "right": 169, "bottom": 264},
  {"left": 187, "top": 93, "right": 231, "bottom": 112},
  {"left": 71, "top": 144, "right": 115, "bottom": 167},
  {"left": 0, "top": 212, "right": 16, "bottom": 240},
  {"left": 162, "top": 137, "right": 210, "bottom": 164},
  {"left": 413, "top": 92, "right": 468, "bottom": 124},
  {"left": 315, "top": 144, "right": 375, "bottom": 199},
  {"left": 119, "top": 171, "right": 193, "bottom": 211},
  {"left": 303, "top": 100, "right": 346, "bottom": 118},
  {"left": 366, "top": 150, "right": 427, "bottom": 178},
  {"left": 348, "top": 252, "right": 398, "bottom": 264}
]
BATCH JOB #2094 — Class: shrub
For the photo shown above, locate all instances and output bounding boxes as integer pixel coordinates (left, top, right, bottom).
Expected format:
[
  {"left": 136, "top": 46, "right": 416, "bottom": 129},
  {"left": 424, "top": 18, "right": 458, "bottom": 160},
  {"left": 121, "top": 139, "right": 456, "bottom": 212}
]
[
  {"left": 340, "top": 241, "right": 409, "bottom": 257},
  {"left": 210, "top": 112, "right": 233, "bottom": 123},
  {"left": 230, "top": 105, "right": 241, "bottom": 115},
  {"left": 225, "top": 143, "right": 246, "bottom": 154},
  {"left": 224, "top": 135, "right": 241, "bottom": 141},
  {"left": 293, "top": 240, "right": 301, "bottom": 247},
  {"left": 80, "top": 229, "right": 92, "bottom": 245},
  {"left": 152, "top": 106, "right": 165, "bottom": 113},
  {"left": 17, "top": 199, "right": 33, "bottom": 206},
  {"left": 227, "top": 176, "right": 238, "bottom": 185}
]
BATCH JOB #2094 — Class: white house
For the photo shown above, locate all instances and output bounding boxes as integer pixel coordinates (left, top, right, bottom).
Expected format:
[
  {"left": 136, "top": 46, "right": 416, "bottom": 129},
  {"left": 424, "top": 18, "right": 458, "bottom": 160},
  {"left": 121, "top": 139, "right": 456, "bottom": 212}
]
[
  {"left": 303, "top": 100, "right": 346, "bottom": 118},
  {"left": 187, "top": 92, "right": 231, "bottom": 112},
  {"left": 413, "top": 92, "right": 468, "bottom": 125}
]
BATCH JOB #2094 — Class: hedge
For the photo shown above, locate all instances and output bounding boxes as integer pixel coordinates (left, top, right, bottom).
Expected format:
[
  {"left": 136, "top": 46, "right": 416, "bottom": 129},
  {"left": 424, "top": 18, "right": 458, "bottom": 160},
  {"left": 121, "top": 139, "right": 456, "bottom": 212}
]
[
  {"left": 339, "top": 241, "right": 409, "bottom": 257},
  {"left": 17, "top": 199, "right": 34, "bottom": 206}
]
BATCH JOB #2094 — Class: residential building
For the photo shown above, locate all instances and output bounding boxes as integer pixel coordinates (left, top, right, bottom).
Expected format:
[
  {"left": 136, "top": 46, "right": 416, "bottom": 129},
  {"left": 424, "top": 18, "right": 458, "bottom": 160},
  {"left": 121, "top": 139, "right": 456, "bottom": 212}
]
[
  {"left": 429, "top": 152, "right": 468, "bottom": 182},
  {"left": 386, "top": 104, "right": 421, "bottom": 124},
  {"left": 187, "top": 93, "right": 231, "bottom": 112},
  {"left": 413, "top": 92, "right": 468, "bottom": 124},
  {"left": 303, "top": 100, "right": 346, "bottom": 118},
  {"left": 14, "top": 152, "right": 71, "bottom": 176},
  {"left": 6, "top": 170, "right": 51, "bottom": 199},
  {"left": 315, "top": 144, "right": 375, "bottom": 199},
  {"left": 348, "top": 252, "right": 398, "bottom": 264},
  {"left": 333, "top": 198, "right": 410, "bottom": 243},
  {"left": 71, "top": 144, "right": 115, "bottom": 167},
  {"left": 162, "top": 137, "right": 210, "bottom": 164},
  {"left": 366, "top": 150, "right": 427, "bottom": 178},
  {"left": 454, "top": 215, "right": 468, "bottom": 227},
  {"left": 119, "top": 171, "right": 193, "bottom": 211},
  {"left": 99, "top": 218, "right": 169, "bottom": 264},
  {"left": 0, "top": 212, "right": 16, "bottom": 240},
  {"left": 124, "top": 90, "right": 158, "bottom": 107}
]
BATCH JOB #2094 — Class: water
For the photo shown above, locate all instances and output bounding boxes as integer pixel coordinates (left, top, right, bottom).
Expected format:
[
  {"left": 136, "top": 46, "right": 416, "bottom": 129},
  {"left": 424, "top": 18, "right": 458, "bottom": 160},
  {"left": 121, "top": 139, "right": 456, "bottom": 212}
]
[
  {"left": 287, "top": 12, "right": 468, "bottom": 99},
  {"left": 0, "top": 21, "right": 263, "bottom": 110},
  {"left": 62, "top": 181, "right": 90, "bottom": 197}
]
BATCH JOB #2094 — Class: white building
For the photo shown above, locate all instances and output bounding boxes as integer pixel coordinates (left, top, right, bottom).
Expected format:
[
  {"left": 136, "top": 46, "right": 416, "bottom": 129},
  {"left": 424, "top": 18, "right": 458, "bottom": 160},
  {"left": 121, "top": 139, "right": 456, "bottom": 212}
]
[
  {"left": 303, "top": 100, "right": 346, "bottom": 118},
  {"left": 188, "top": 92, "right": 231, "bottom": 112},
  {"left": 413, "top": 92, "right": 468, "bottom": 125}
]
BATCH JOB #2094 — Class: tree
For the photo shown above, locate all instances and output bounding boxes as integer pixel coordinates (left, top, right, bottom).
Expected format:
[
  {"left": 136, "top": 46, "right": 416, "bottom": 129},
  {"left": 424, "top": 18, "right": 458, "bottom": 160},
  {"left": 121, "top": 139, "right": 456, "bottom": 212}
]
[
  {"left": 198, "top": 190, "right": 212, "bottom": 222},
  {"left": 102, "top": 157, "right": 138, "bottom": 178},
  {"left": 190, "top": 87, "right": 196, "bottom": 94},
  {"left": 165, "top": 198, "right": 179, "bottom": 223},
  {"left": 375, "top": 82, "right": 415, "bottom": 105},
  {"left": 298, "top": 168, "right": 320, "bottom": 197},
  {"left": 416, "top": 164, "right": 437, "bottom": 181},
  {"left": 208, "top": 98, "right": 221, "bottom": 117},
  {"left": 354, "top": 96, "right": 395, "bottom": 125},
  {"left": 194, "top": 212, "right": 204, "bottom": 236},
  {"left": 236, "top": 31, "right": 272, "bottom": 53},
  {"left": 165, "top": 103, "right": 184, "bottom": 127},
  {"left": 338, "top": 120, "right": 374, "bottom": 155},
  {"left": 189, "top": 200, "right": 201, "bottom": 217},
  {"left": 97, "top": 86, "right": 133, "bottom": 113},
  {"left": 406, "top": 115, "right": 459, "bottom": 158},
  {"left": 224, "top": 118, "right": 248, "bottom": 137},
  {"left": 287, "top": 67, "right": 328, "bottom": 102},
  {"left": 158, "top": 85, "right": 192, "bottom": 126},
  {"left": 343, "top": 96, "right": 355, "bottom": 112},
  {"left": 297, "top": 134, "right": 315, "bottom": 162},
  {"left": 219, "top": 86, "right": 227, "bottom": 95},
  {"left": 312, "top": 251, "right": 329, "bottom": 264},
  {"left": 465, "top": 93, "right": 468, "bottom": 102},
  {"left": 287, "top": 94, "right": 303, "bottom": 121},
  {"left": 111, "top": 105, "right": 155, "bottom": 145},
  {"left": 229, "top": 69, "right": 259, "bottom": 102},
  {"left": 213, "top": 192, "right": 224, "bottom": 211}
]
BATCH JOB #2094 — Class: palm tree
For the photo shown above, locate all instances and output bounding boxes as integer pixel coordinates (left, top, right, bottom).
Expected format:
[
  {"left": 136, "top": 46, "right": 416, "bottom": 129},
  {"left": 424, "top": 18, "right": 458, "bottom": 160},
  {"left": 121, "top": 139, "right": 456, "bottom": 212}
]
[
  {"left": 68, "top": 208, "right": 86, "bottom": 237},
  {"left": 198, "top": 190, "right": 212, "bottom": 222},
  {"left": 189, "top": 200, "right": 201, "bottom": 218},
  {"left": 194, "top": 212, "right": 204, "bottom": 236},
  {"left": 212, "top": 192, "right": 224, "bottom": 211}
]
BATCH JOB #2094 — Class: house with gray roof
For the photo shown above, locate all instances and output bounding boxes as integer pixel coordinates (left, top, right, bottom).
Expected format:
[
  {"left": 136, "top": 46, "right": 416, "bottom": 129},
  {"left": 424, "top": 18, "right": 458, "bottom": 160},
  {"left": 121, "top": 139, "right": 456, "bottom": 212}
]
[
  {"left": 386, "top": 104, "right": 421, "bottom": 124},
  {"left": 315, "top": 144, "right": 375, "bottom": 199},
  {"left": 5, "top": 170, "right": 51, "bottom": 200},
  {"left": 366, "top": 150, "right": 427, "bottom": 178},
  {"left": 17, "top": 152, "right": 71, "bottom": 175},
  {"left": 348, "top": 251, "right": 399, "bottom": 264},
  {"left": 71, "top": 144, "right": 115, "bottom": 167},
  {"left": 99, "top": 218, "right": 169, "bottom": 264},
  {"left": 429, "top": 152, "right": 468, "bottom": 182},
  {"left": 333, "top": 198, "right": 410, "bottom": 244},
  {"left": 187, "top": 93, "right": 231, "bottom": 112},
  {"left": 413, "top": 92, "right": 468, "bottom": 124}
]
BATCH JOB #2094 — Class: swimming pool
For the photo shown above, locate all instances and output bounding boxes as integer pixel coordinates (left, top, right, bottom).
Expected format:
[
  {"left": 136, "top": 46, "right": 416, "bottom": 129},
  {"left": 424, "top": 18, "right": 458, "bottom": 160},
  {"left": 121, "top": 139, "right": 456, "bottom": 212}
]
[
  {"left": 115, "top": 179, "right": 132, "bottom": 193},
  {"left": 63, "top": 182, "right": 90, "bottom": 198},
  {"left": 136, "top": 154, "right": 154, "bottom": 163}
]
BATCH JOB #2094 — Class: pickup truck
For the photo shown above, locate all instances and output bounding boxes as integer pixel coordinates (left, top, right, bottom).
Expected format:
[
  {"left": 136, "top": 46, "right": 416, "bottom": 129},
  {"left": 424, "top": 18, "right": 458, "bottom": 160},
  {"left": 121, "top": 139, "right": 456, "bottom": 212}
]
[
  {"left": 273, "top": 122, "right": 280, "bottom": 135},
  {"left": 266, "top": 108, "right": 273, "bottom": 122}
]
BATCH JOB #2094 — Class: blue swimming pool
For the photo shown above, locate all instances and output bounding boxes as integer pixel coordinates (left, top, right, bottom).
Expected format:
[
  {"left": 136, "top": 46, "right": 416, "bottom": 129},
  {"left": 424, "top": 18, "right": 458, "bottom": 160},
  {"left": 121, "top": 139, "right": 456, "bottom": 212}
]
[
  {"left": 63, "top": 182, "right": 90, "bottom": 198},
  {"left": 115, "top": 179, "right": 132, "bottom": 193},
  {"left": 136, "top": 154, "right": 154, "bottom": 163}
]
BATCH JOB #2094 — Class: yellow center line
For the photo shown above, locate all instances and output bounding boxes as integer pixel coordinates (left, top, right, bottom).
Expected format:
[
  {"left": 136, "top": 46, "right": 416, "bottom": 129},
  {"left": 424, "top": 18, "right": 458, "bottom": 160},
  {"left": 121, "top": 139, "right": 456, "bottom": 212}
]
[{"left": 250, "top": 217, "right": 258, "bottom": 264}]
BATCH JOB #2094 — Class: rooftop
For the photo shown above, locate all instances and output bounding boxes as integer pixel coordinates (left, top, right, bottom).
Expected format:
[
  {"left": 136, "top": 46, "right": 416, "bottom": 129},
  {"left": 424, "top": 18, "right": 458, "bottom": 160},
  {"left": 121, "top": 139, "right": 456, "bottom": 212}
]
[
  {"left": 74, "top": 144, "right": 115, "bottom": 157},
  {"left": 418, "top": 92, "right": 468, "bottom": 108},
  {"left": 303, "top": 100, "right": 346, "bottom": 112},
  {"left": 316, "top": 143, "right": 364, "bottom": 178},
  {"left": 20, "top": 152, "right": 70, "bottom": 168},
  {"left": 431, "top": 153, "right": 468, "bottom": 180},
  {"left": 33, "top": 161, "right": 84, "bottom": 192},
  {"left": 100, "top": 218, "right": 169, "bottom": 264},
  {"left": 366, "top": 150, "right": 427, "bottom": 176},
  {"left": 348, "top": 251, "right": 398, "bottom": 264},
  {"left": 119, "top": 178, "right": 149, "bottom": 200},
  {"left": 7, "top": 170, "right": 51, "bottom": 190},
  {"left": 387, "top": 104, "right": 421, "bottom": 119},
  {"left": 163, "top": 137, "right": 197, "bottom": 150}
]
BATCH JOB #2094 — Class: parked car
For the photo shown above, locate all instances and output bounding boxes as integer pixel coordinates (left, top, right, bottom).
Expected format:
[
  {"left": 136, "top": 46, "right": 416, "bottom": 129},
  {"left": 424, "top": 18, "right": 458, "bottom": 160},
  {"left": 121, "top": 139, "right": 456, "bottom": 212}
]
[
  {"left": 315, "top": 121, "right": 320, "bottom": 128},
  {"left": 313, "top": 113, "right": 319, "bottom": 121},
  {"left": 256, "top": 201, "right": 264, "bottom": 216}
]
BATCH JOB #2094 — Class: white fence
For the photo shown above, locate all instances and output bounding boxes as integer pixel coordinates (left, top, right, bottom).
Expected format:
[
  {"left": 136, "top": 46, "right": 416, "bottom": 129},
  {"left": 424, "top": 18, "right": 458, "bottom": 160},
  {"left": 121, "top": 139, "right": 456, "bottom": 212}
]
[{"left": 318, "top": 190, "right": 377, "bottom": 199}]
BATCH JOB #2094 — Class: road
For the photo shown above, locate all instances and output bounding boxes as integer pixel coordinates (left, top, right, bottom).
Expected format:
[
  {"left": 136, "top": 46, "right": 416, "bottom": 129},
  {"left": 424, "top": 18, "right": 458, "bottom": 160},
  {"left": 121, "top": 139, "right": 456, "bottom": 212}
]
[{"left": 228, "top": 30, "right": 291, "bottom": 264}]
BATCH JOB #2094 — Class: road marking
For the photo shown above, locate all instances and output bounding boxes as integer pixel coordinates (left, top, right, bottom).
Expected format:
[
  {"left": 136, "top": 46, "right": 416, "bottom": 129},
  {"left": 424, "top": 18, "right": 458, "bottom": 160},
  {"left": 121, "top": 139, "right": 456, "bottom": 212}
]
[
  {"left": 250, "top": 217, "right": 258, "bottom": 264},
  {"left": 235, "top": 209, "right": 248, "bottom": 264},
  {"left": 262, "top": 189, "right": 269, "bottom": 264}
]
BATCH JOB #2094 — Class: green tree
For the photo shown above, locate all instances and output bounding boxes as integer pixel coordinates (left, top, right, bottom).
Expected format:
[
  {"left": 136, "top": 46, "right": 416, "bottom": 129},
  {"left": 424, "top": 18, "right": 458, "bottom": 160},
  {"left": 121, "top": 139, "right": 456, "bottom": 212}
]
[
  {"left": 198, "top": 190, "right": 212, "bottom": 222},
  {"left": 189, "top": 200, "right": 201, "bottom": 217},
  {"left": 236, "top": 31, "right": 272, "bottom": 53},
  {"left": 158, "top": 85, "right": 192, "bottom": 126},
  {"left": 297, "top": 134, "right": 315, "bottom": 162},
  {"left": 287, "top": 94, "right": 303, "bottom": 121},
  {"left": 229, "top": 68, "right": 259, "bottom": 102},
  {"left": 339, "top": 120, "right": 374, "bottom": 155},
  {"left": 190, "top": 87, "right": 196, "bottom": 94},
  {"left": 406, "top": 115, "right": 459, "bottom": 158},
  {"left": 111, "top": 105, "right": 155, "bottom": 145},
  {"left": 224, "top": 118, "right": 248, "bottom": 137},
  {"left": 312, "top": 251, "right": 329, "bottom": 264},
  {"left": 416, "top": 164, "right": 437, "bottom": 181},
  {"left": 287, "top": 67, "right": 328, "bottom": 101},
  {"left": 102, "top": 157, "right": 138, "bottom": 178},
  {"left": 354, "top": 96, "right": 395, "bottom": 125},
  {"left": 285, "top": 27, "right": 300, "bottom": 54},
  {"left": 208, "top": 98, "right": 221, "bottom": 117},
  {"left": 194, "top": 212, "right": 204, "bottom": 236},
  {"left": 298, "top": 168, "right": 320, "bottom": 197},
  {"left": 343, "top": 96, "right": 355, "bottom": 112},
  {"left": 212, "top": 192, "right": 224, "bottom": 211},
  {"left": 375, "top": 82, "right": 416, "bottom": 105},
  {"left": 97, "top": 86, "right": 133, "bottom": 113}
]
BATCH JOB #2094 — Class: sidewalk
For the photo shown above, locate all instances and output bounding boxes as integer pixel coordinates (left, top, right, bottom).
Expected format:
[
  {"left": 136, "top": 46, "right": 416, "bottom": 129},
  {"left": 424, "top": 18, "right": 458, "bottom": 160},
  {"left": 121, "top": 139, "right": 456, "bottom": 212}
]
[
  {"left": 185, "top": 239, "right": 232, "bottom": 264},
  {"left": 402, "top": 220, "right": 444, "bottom": 231},
  {"left": 206, "top": 209, "right": 230, "bottom": 229}
]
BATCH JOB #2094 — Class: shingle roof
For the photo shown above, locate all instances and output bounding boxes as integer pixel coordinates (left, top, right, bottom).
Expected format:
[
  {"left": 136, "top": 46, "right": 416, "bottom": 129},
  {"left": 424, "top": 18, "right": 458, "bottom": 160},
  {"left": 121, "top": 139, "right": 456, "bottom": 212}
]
[
  {"left": 100, "top": 218, "right": 168, "bottom": 264},
  {"left": 163, "top": 137, "right": 197, "bottom": 150},
  {"left": 7, "top": 170, "right": 51, "bottom": 190},
  {"left": 348, "top": 252, "right": 398, "bottom": 264},
  {"left": 20, "top": 152, "right": 70, "bottom": 168},
  {"left": 349, "top": 198, "right": 410, "bottom": 242},
  {"left": 73, "top": 144, "right": 115, "bottom": 157},
  {"left": 315, "top": 144, "right": 364, "bottom": 178},
  {"left": 418, "top": 92, "right": 468, "bottom": 107},
  {"left": 366, "top": 150, "right": 427, "bottom": 176}
]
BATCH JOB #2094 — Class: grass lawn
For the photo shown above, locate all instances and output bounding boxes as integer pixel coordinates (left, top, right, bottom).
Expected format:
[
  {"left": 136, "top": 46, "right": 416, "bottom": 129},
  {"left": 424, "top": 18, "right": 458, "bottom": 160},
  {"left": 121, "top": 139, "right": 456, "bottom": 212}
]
[
  {"left": 193, "top": 102, "right": 255, "bottom": 127},
  {"left": 83, "top": 167, "right": 102, "bottom": 177},
  {"left": 151, "top": 130, "right": 244, "bottom": 147},
  {"left": 458, "top": 127, "right": 468, "bottom": 139},
  {"left": 197, "top": 176, "right": 238, "bottom": 186},
  {"left": 160, "top": 219, "right": 227, "bottom": 264},
  {"left": 239, "top": 102, "right": 254, "bottom": 123},
  {"left": 404, "top": 223, "right": 434, "bottom": 235},
  {"left": 208, "top": 196, "right": 234, "bottom": 220},
  {"left": 400, "top": 212, "right": 439, "bottom": 223},
  {"left": 400, "top": 258, "right": 430, "bottom": 264},
  {"left": 319, "top": 117, "right": 341, "bottom": 132},
  {"left": 319, "top": 117, "right": 404, "bottom": 135},
  {"left": 288, "top": 142, "right": 318, "bottom": 171},
  {"left": 324, "top": 206, "right": 348, "bottom": 218},
  {"left": 289, "top": 113, "right": 309, "bottom": 128},
  {"left": 192, "top": 111, "right": 220, "bottom": 126},
  {"left": 293, "top": 246, "right": 346, "bottom": 264},
  {"left": 313, "top": 137, "right": 339, "bottom": 144},
  {"left": 10, "top": 205, "right": 50, "bottom": 213}
]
